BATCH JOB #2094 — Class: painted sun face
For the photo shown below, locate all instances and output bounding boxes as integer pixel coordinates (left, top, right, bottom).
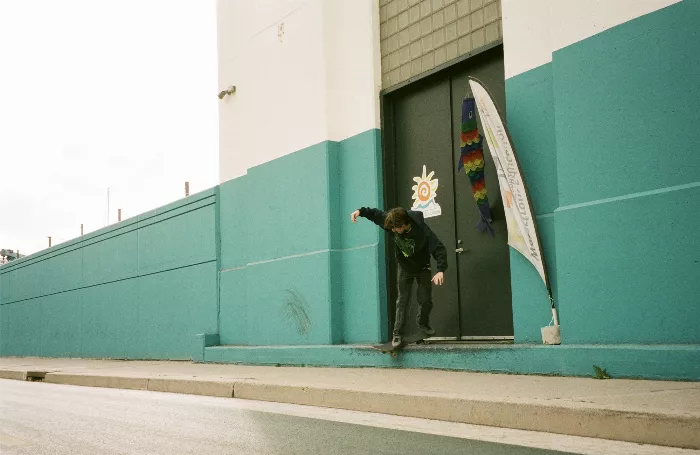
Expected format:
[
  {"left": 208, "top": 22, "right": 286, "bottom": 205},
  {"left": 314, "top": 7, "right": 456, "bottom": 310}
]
[{"left": 411, "top": 165, "right": 439, "bottom": 208}]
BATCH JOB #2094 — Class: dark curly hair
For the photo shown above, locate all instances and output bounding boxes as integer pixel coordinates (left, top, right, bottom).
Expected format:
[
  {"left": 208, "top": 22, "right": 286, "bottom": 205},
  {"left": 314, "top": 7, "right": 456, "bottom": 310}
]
[{"left": 384, "top": 207, "right": 411, "bottom": 230}]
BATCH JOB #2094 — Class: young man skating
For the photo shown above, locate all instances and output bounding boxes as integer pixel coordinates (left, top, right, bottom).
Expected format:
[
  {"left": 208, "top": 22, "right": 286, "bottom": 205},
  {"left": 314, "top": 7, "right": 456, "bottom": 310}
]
[{"left": 350, "top": 207, "right": 448, "bottom": 347}]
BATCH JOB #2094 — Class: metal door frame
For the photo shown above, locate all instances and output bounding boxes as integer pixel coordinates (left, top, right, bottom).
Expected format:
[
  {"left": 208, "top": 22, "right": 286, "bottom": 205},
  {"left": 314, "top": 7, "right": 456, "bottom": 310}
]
[{"left": 379, "top": 43, "right": 505, "bottom": 340}]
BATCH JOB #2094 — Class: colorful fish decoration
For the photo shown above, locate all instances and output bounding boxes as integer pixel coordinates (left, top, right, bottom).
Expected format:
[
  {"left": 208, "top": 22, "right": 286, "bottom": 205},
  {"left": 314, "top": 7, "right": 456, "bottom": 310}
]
[{"left": 458, "top": 97, "right": 494, "bottom": 236}]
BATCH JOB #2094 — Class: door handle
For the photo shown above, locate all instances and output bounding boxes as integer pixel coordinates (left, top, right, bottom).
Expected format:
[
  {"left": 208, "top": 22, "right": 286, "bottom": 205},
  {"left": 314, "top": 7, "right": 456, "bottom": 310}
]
[{"left": 455, "top": 248, "right": 464, "bottom": 253}]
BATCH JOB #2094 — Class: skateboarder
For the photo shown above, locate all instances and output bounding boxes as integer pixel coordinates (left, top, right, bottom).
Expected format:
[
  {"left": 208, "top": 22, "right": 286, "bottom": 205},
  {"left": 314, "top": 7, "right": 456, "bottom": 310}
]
[{"left": 350, "top": 207, "right": 448, "bottom": 348}]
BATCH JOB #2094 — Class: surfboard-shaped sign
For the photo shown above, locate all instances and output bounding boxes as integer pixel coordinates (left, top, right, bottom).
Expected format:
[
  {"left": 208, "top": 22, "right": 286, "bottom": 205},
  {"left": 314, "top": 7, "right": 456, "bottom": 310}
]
[{"left": 468, "top": 78, "right": 555, "bottom": 324}]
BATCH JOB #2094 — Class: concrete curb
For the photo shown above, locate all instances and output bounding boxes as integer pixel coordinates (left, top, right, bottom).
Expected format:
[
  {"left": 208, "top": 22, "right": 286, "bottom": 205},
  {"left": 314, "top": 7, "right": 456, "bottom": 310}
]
[
  {"left": 0, "top": 370, "right": 46, "bottom": 381},
  {"left": 0, "top": 370, "right": 28, "bottom": 381},
  {"left": 41, "top": 373, "right": 234, "bottom": 398},
  {"left": 147, "top": 378, "right": 233, "bottom": 398},
  {"left": 2, "top": 370, "right": 699, "bottom": 450},
  {"left": 44, "top": 373, "right": 149, "bottom": 390},
  {"left": 234, "top": 382, "right": 700, "bottom": 450}
]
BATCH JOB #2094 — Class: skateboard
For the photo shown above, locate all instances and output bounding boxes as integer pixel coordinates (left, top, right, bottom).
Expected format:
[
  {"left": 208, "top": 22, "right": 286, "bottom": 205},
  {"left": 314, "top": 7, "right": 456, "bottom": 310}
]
[{"left": 372, "top": 332, "right": 427, "bottom": 357}]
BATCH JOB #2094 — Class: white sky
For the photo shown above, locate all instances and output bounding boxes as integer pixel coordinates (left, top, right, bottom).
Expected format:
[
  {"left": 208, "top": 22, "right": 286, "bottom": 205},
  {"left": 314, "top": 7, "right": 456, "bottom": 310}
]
[{"left": 0, "top": 0, "right": 219, "bottom": 257}]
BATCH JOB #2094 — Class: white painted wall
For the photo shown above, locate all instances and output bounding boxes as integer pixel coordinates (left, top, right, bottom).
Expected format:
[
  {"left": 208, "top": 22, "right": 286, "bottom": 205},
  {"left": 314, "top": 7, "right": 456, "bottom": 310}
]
[
  {"left": 217, "top": 0, "right": 382, "bottom": 182},
  {"left": 502, "top": 0, "right": 681, "bottom": 79},
  {"left": 322, "top": 0, "right": 382, "bottom": 143},
  {"left": 217, "top": 0, "right": 326, "bottom": 181},
  {"left": 501, "top": 0, "right": 552, "bottom": 80}
]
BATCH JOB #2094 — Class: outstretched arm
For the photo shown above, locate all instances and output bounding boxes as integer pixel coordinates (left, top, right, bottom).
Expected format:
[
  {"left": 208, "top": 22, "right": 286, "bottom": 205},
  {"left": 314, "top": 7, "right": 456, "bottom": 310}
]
[{"left": 350, "top": 207, "right": 387, "bottom": 229}]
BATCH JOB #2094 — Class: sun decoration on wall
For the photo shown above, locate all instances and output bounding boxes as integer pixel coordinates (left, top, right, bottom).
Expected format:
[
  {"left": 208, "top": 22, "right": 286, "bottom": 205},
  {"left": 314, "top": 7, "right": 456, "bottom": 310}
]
[{"left": 411, "top": 165, "right": 442, "bottom": 218}]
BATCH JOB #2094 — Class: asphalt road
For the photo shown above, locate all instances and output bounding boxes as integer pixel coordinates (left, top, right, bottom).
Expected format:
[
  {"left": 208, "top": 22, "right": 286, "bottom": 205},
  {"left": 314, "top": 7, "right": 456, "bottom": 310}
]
[{"left": 0, "top": 379, "right": 580, "bottom": 455}]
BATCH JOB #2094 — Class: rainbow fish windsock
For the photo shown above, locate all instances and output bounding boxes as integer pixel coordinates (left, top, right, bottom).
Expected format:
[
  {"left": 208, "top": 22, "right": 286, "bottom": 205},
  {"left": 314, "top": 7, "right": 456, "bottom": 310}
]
[{"left": 459, "top": 97, "right": 494, "bottom": 236}]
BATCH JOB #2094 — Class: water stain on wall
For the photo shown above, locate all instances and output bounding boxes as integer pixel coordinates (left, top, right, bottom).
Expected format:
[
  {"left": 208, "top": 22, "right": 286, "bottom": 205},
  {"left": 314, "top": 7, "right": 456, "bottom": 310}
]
[{"left": 282, "top": 288, "right": 311, "bottom": 335}]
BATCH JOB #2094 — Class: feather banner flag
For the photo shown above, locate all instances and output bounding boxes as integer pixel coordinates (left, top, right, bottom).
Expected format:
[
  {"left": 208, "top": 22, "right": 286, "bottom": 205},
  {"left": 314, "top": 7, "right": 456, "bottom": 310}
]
[
  {"left": 458, "top": 97, "right": 494, "bottom": 236},
  {"left": 468, "top": 77, "right": 557, "bottom": 323}
]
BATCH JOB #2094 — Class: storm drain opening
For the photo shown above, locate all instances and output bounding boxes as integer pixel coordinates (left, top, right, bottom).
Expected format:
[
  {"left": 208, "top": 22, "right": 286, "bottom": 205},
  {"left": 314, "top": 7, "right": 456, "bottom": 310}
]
[{"left": 25, "top": 371, "right": 46, "bottom": 382}]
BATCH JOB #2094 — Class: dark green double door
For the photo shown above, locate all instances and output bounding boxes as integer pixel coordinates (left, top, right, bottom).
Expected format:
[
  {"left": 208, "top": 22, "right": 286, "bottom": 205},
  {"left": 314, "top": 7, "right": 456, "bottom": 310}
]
[{"left": 384, "top": 47, "right": 513, "bottom": 340}]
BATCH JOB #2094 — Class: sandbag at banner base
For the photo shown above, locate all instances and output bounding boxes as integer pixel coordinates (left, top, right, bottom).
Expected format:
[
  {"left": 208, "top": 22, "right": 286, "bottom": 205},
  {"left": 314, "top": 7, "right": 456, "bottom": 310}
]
[{"left": 541, "top": 325, "right": 561, "bottom": 345}]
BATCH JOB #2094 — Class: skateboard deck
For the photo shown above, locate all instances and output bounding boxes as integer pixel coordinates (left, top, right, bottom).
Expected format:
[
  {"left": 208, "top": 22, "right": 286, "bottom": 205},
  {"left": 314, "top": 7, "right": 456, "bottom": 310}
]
[{"left": 372, "top": 332, "right": 427, "bottom": 357}]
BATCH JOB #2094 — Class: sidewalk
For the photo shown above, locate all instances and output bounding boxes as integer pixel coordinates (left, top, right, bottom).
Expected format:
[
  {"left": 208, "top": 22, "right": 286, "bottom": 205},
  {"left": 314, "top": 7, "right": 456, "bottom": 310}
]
[{"left": 1, "top": 357, "right": 699, "bottom": 450}]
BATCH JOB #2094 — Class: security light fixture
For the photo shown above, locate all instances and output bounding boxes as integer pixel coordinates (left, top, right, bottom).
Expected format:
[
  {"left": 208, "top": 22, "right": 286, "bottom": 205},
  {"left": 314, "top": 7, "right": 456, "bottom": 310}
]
[{"left": 218, "top": 86, "right": 236, "bottom": 99}]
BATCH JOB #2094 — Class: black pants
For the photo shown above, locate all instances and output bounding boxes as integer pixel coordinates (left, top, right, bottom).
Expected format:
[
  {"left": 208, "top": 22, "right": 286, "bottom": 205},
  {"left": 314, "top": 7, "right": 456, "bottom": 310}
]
[{"left": 393, "top": 266, "right": 433, "bottom": 337}]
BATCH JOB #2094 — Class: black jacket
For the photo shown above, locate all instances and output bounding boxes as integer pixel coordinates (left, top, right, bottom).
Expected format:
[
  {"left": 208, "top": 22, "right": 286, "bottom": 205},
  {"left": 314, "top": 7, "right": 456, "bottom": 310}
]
[{"left": 358, "top": 207, "right": 448, "bottom": 273}]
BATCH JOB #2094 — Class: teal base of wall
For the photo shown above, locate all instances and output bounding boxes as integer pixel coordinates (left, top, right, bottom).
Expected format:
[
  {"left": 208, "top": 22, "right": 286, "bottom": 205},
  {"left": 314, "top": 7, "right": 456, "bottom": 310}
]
[
  {"left": 203, "top": 343, "right": 700, "bottom": 381},
  {"left": 0, "top": 190, "right": 220, "bottom": 360}
]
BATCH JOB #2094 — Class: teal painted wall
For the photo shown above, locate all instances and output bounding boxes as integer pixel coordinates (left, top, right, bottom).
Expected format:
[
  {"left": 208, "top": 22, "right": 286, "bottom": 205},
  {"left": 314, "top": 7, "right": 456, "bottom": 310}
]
[
  {"left": 0, "top": 190, "right": 219, "bottom": 358},
  {"left": 506, "top": 1, "right": 700, "bottom": 345},
  {"left": 330, "top": 130, "right": 387, "bottom": 344},
  {"left": 553, "top": 2, "right": 700, "bottom": 206},
  {"left": 218, "top": 141, "right": 336, "bottom": 346},
  {"left": 218, "top": 129, "right": 386, "bottom": 346},
  {"left": 505, "top": 63, "right": 559, "bottom": 343},
  {"left": 556, "top": 184, "right": 700, "bottom": 343}
]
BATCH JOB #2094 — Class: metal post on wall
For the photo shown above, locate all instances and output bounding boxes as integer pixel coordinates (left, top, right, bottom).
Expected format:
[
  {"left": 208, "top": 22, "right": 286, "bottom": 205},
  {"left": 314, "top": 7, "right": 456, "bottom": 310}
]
[
  {"left": 81, "top": 224, "right": 84, "bottom": 236},
  {"left": 48, "top": 236, "right": 52, "bottom": 248},
  {"left": 185, "top": 181, "right": 190, "bottom": 197},
  {"left": 118, "top": 209, "right": 122, "bottom": 222}
]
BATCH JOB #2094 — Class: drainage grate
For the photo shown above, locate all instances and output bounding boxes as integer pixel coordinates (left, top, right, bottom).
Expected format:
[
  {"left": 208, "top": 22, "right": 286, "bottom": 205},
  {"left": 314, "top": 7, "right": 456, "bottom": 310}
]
[{"left": 25, "top": 371, "right": 46, "bottom": 382}]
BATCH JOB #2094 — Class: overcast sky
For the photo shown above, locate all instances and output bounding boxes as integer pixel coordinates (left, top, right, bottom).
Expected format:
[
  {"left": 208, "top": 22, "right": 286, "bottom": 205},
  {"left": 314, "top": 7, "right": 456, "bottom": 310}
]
[{"left": 0, "top": 0, "right": 219, "bottom": 256}]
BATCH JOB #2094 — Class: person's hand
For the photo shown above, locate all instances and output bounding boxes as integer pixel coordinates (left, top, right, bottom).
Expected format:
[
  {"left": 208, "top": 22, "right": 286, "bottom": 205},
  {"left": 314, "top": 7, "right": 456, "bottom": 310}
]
[
  {"left": 432, "top": 272, "right": 444, "bottom": 285},
  {"left": 350, "top": 210, "right": 360, "bottom": 223}
]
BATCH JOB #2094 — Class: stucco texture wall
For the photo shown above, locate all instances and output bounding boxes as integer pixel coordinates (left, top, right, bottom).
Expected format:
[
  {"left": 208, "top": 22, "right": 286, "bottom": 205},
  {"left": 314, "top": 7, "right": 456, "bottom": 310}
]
[
  {"left": 217, "top": 129, "right": 387, "bottom": 346},
  {"left": 504, "top": 0, "right": 700, "bottom": 344},
  {"left": 0, "top": 190, "right": 219, "bottom": 359}
]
